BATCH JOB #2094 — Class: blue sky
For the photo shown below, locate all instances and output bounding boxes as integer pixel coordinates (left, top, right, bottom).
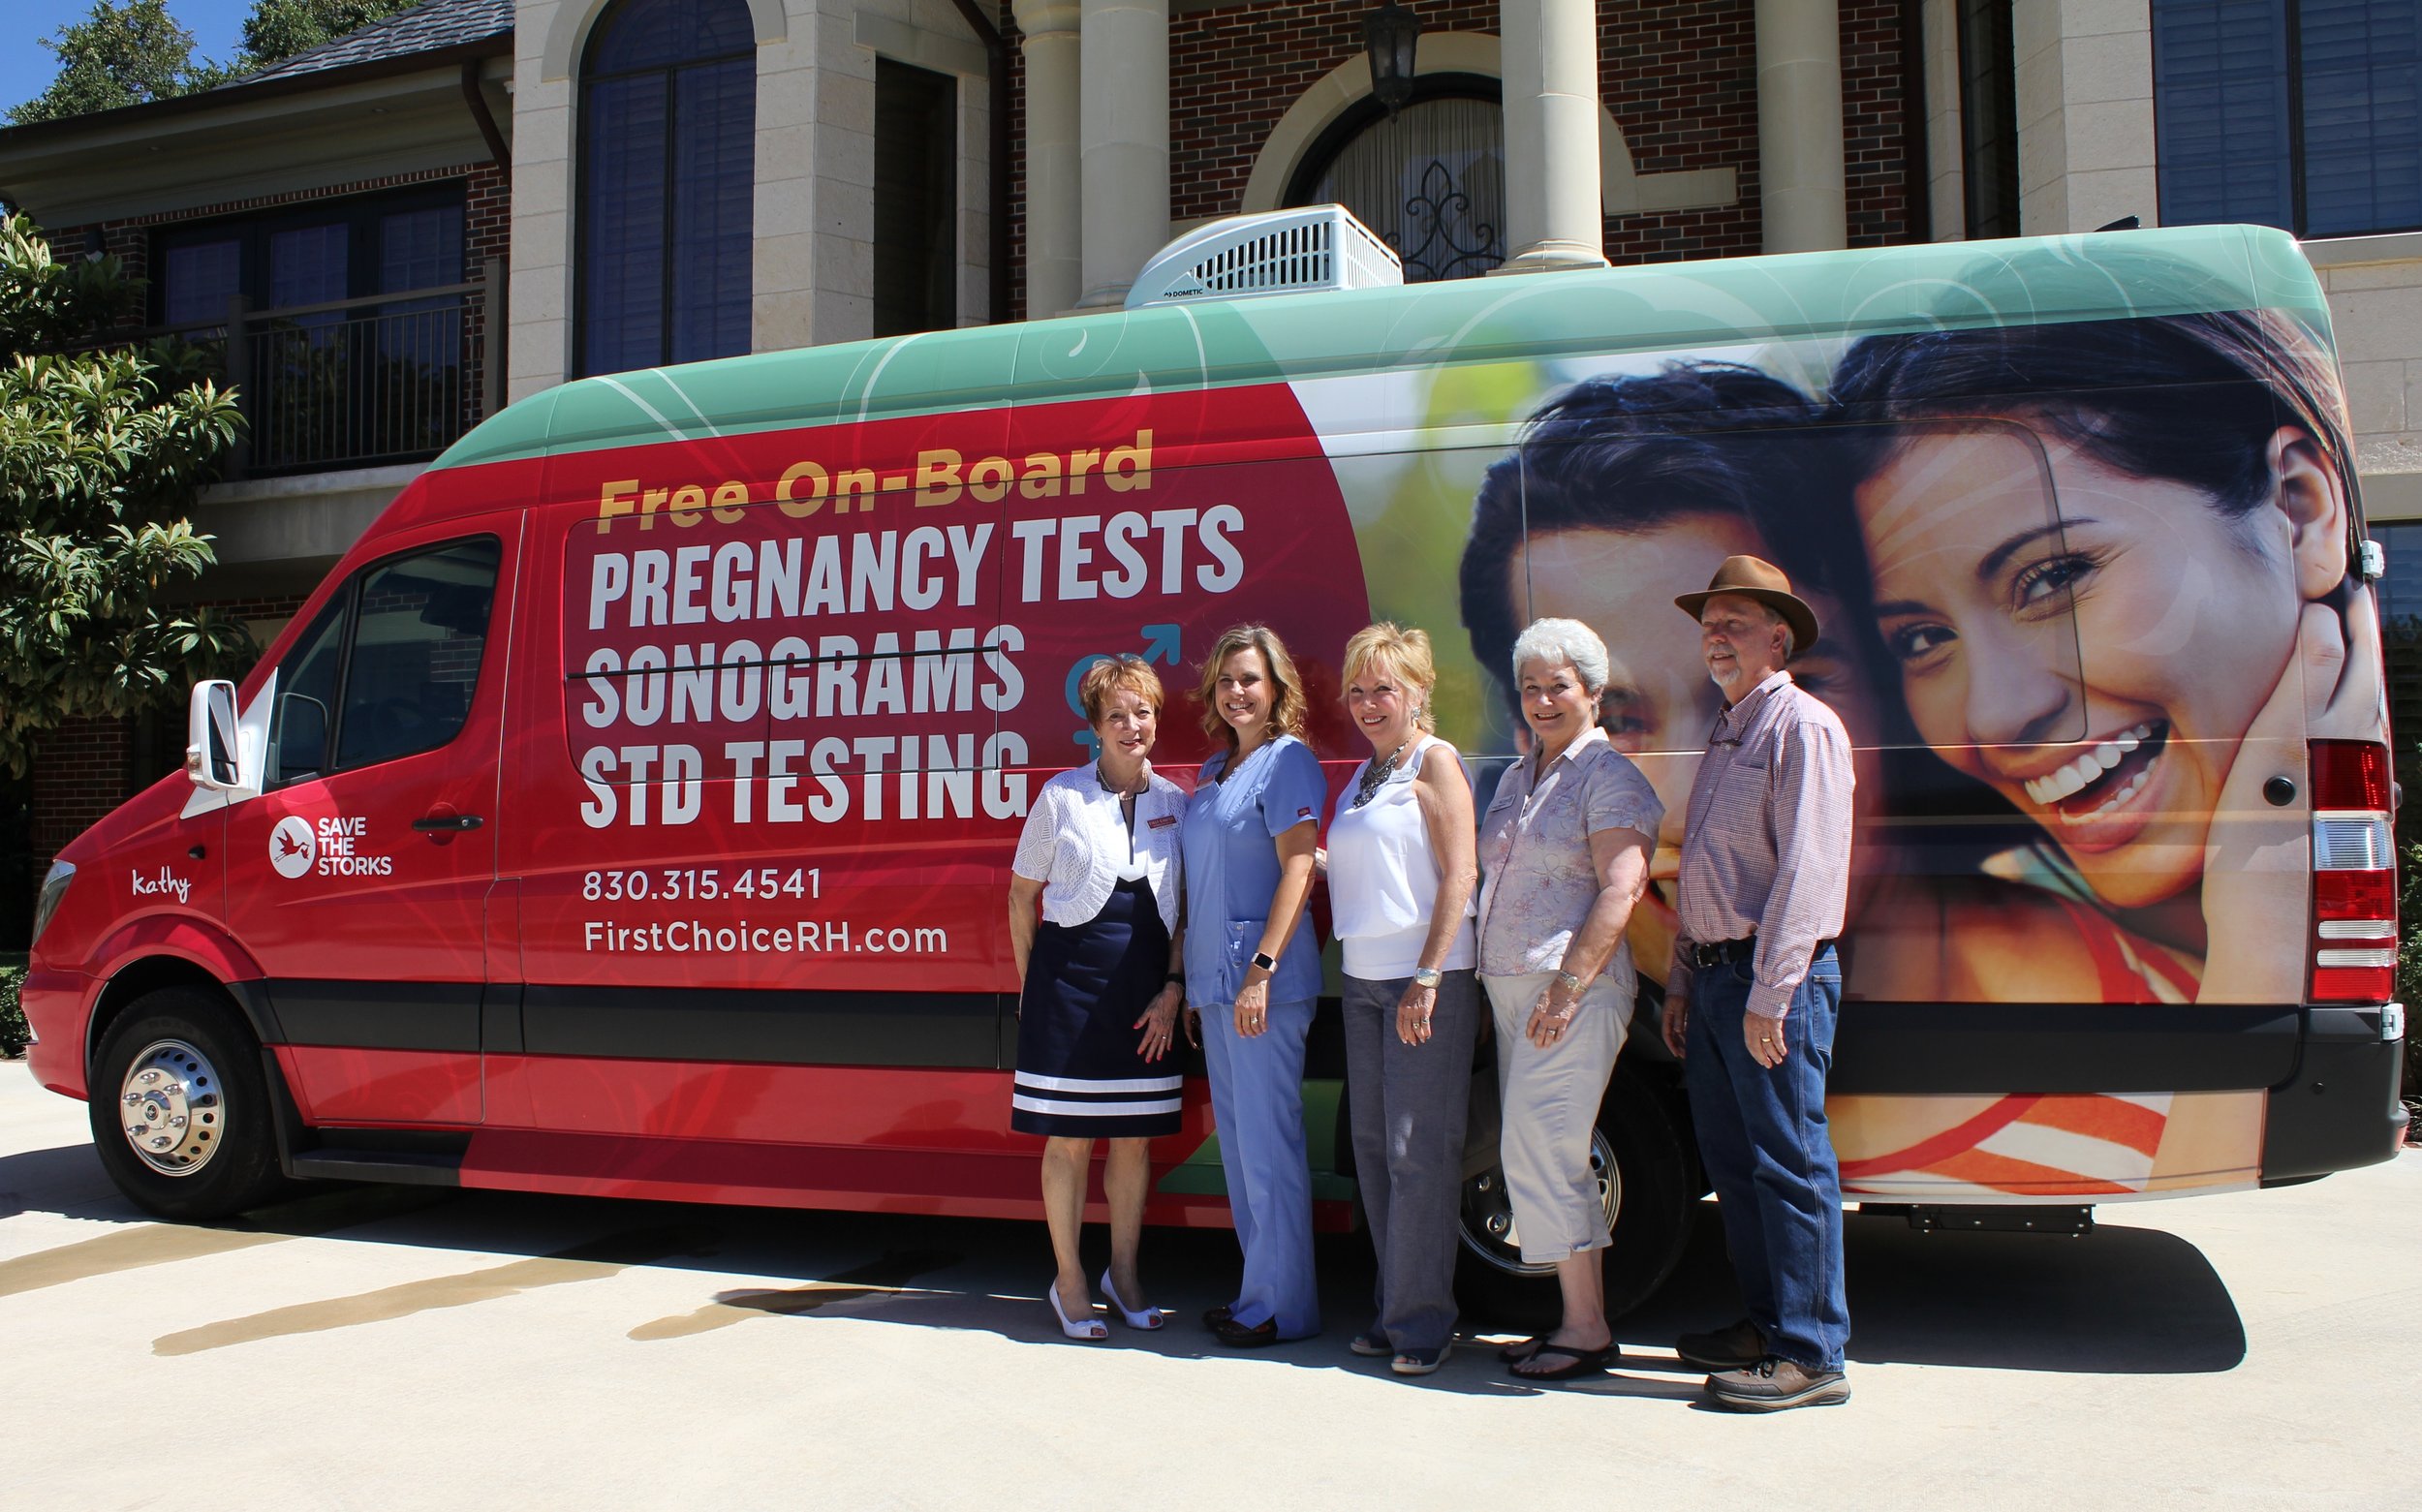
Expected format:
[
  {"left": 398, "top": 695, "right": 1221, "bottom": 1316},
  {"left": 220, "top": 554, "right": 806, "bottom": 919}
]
[{"left": 3, "top": 0, "right": 256, "bottom": 119}]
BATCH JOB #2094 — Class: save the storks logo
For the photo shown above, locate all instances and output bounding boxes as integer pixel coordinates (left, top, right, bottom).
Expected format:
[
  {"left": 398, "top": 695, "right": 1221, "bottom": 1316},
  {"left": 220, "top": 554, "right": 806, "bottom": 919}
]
[
  {"left": 268, "top": 813, "right": 395, "bottom": 880},
  {"left": 268, "top": 817, "right": 316, "bottom": 879}
]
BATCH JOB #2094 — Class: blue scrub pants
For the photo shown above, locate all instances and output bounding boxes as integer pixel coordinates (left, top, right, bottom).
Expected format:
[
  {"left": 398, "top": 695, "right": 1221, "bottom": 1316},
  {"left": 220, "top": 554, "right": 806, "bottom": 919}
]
[
  {"left": 1683, "top": 945, "right": 1850, "bottom": 1372},
  {"left": 1200, "top": 996, "right": 1320, "bottom": 1339}
]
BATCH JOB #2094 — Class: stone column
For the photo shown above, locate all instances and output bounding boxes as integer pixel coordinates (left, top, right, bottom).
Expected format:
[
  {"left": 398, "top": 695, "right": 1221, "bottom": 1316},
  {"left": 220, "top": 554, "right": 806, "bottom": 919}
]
[
  {"left": 1755, "top": 0, "right": 1848, "bottom": 253},
  {"left": 1497, "top": 0, "right": 1608, "bottom": 273},
  {"left": 1074, "top": 0, "right": 1168, "bottom": 310},
  {"left": 1013, "top": 0, "right": 1083, "bottom": 318}
]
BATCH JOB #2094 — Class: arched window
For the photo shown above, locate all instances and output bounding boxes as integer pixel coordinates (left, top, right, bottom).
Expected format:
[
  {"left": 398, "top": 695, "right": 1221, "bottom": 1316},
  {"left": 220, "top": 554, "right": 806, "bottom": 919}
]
[
  {"left": 578, "top": 0, "right": 757, "bottom": 376},
  {"left": 1286, "top": 77, "right": 1506, "bottom": 283}
]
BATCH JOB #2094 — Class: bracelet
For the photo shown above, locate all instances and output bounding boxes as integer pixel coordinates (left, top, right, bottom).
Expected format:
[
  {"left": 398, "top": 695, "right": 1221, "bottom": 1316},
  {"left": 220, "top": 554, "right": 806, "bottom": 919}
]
[{"left": 1555, "top": 969, "right": 1584, "bottom": 994}]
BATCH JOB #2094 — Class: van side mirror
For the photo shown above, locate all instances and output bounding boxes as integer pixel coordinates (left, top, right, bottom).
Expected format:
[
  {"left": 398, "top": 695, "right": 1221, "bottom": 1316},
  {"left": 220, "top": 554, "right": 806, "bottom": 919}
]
[{"left": 187, "top": 680, "right": 243, "bottom": 790}]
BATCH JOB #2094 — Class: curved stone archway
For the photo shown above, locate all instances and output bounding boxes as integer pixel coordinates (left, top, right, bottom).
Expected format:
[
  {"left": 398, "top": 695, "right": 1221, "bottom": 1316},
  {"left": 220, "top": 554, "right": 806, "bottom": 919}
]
[
  {"left": 1239, "top": 32, "right": 1737, "bottom": 223},
  {"left": 539, "top": 0, "right": 789, "bottom": 82}
]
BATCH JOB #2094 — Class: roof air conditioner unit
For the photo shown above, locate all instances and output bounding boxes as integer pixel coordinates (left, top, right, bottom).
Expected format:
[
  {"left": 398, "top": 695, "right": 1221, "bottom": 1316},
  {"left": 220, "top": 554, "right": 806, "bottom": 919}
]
[{"left": 1125, "top": 205, "right": 1403, "bottom": 309}]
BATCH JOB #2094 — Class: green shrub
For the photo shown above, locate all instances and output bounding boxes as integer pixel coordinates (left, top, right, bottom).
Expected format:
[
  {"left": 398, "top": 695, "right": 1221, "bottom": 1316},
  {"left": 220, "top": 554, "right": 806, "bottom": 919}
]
[
  {"left": 0, "top": 967, "right": 25, "bottom": 1059},
  {"left": 2400, "top": 846, "right": 2422, "bottom": 1131}
]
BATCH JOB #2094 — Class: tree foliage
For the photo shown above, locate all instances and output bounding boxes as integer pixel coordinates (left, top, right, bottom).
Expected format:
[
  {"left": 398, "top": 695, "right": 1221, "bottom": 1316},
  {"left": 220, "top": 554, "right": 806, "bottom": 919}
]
[
  {"left": 9, "top": 0, "right": 422, "bottom": 127},
  {"left": 8, "top": 0, "right": 229, "bottom": 126},
  {"left": 0, "top": 215, "right": 251, "bottom": 779},
  {"left": 237, "top": 0, "right": 422, "bottom": 70}
]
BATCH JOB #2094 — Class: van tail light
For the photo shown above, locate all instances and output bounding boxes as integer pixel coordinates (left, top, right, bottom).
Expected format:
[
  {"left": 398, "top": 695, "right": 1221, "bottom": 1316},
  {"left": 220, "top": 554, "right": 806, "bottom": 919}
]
[{"left": 2309, "top": 740, "right": 2397, "bottom": 1003}]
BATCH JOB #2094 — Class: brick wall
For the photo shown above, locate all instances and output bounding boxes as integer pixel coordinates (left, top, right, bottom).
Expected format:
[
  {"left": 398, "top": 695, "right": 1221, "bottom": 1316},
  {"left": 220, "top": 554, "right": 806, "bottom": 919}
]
[
  {"left": 30, "top": 718, "right": 137, "bottom": 859},
  {"left": 1841, "top": 0, "right": 1914, "bottom": 248},
  {"left": 1168, "top": 0, "right": 1504, "bottom": 230},
  {"left": 465, "top": 161, "right": 512, "bottom": 419},
  {"left": 27, "top": 592, "right": 308, "bottom": 866},
  {"left": 996, "top": 0, "right": 1919, "bottom": 304}
]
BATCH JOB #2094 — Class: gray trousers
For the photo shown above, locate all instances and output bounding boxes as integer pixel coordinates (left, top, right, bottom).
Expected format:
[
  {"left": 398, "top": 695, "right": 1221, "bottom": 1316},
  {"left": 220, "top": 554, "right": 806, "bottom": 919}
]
[
  {"left": 1481, "top": 969, "right": 1630, "bottom": 1264},
  {"left": 1342, "top": 969, "right": 1483, "bottom": 1353}
]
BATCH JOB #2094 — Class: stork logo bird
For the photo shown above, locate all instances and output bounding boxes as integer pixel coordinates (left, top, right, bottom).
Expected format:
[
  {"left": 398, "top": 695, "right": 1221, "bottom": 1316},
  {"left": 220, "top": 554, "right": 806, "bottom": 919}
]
[{"left": 269, "top": 816, "right": 316, "bottom": 879}]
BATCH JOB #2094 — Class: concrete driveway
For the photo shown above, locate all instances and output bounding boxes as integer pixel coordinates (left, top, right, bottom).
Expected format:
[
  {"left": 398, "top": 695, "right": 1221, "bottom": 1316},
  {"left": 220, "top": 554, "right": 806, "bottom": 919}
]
[{"left": 0, "top": 1065, "right": 2408, "bottom": 1510}]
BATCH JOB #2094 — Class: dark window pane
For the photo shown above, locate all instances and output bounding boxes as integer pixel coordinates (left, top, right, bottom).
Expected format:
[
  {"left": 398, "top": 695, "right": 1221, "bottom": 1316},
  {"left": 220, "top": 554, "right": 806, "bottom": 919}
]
[
  {"left": 380, "top": 204, "right": 463, "bottom": 294},
  {"left": 336, "top": 538, "right": 501, "bottom": 770},
  {"left": 588, "top": 0, "right": 755, "bottom": 75},
  {"left": 380, "top": 203, "right": 466, "bottom": 359},
  {"left": 269, "top": 223, "right": 349, "bottom": 310},
  {"left": 2153, "top": 0, "right": 2294, "bottom": 229},
  {"left": 1300, "top": 91, "right": 1505, "bottom": 282},
  {"left": 578, "top": 0, "right": 755, "bottom": 377},
  {"left": 2300, "top": 0, "right": 2422, "bottom": 235},
  {"left": 1958, "top": 0, "right": 2022, "bottom": 238},
  {"left": 162, "top": 237, "right": 241, "bottom": 326},
  {"left": 582, "top": 71, "right": 671, "bottom": 374},
  {"left": 669, "top": 55, "right": 758, "bottom": 362},
  {"left": 873, "top": 57, "right": 958, "bottom": 337},
  {"left": 270, "top": 595, "right": 349, "bottom": 787}
]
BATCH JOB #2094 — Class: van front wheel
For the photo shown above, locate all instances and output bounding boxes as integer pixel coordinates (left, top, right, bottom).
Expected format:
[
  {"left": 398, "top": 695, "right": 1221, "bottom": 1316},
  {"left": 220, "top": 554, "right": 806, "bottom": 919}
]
[{"left": 88, "top": 989, "right": 289, "bottom": 1221}]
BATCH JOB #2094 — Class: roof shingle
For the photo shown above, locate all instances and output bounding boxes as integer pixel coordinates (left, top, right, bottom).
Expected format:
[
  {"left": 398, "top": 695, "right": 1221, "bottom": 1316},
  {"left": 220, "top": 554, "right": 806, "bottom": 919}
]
[{"left": 234, "top": 0, "right": 515, "bottom": 84}]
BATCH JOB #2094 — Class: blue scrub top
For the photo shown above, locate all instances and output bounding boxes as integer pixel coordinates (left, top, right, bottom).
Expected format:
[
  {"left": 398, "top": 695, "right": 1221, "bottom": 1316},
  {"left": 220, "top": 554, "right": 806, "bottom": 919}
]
[{"left": 1181, "top": 733, "right": 1327, "bottom": 1008}]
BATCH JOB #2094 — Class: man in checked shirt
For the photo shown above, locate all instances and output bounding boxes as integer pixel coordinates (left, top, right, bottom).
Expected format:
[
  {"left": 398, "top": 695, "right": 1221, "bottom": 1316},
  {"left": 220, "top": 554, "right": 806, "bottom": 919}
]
[{"left": 1659, "top": 555, "right": 1856, "bottom": 1411}]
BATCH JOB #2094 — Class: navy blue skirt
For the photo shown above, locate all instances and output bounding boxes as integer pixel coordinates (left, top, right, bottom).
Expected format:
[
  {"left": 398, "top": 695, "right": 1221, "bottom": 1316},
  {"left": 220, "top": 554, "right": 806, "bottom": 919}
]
[{"left": 1012, "top": 879, "right": 1183, "bottom": 1138}]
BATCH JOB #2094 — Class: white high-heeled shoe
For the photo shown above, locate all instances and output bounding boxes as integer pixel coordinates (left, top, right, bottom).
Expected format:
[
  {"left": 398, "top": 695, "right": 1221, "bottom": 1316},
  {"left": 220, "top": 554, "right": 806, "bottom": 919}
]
[
  {"left": 1100, "top": 1268, "right": 1164, "bottom": 1330},
  {"left": 1048, "top": 1281, "right": 1107, "bottom": 1341}
]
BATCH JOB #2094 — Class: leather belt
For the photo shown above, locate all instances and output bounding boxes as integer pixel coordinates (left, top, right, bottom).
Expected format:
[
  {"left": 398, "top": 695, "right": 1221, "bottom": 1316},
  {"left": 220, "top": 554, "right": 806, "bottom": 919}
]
[{"left": 1685, "top": 937, "right": 1756, "bottom": 969}]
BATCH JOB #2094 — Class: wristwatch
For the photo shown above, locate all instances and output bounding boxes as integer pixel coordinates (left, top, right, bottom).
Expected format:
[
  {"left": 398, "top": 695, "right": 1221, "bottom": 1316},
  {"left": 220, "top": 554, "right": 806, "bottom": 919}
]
[
  {"left": 1413, "top": 967, "right": 1443, "bottom": 988},
  {"left": 1164, "top": 972, "right": 1185, "bottom": 990},
  {"left": 1252, "top": 951, "right": 1279, "bottom": 972},
  {"left": 1555, "top": 969, "right": 1584, "bottom": 994}
]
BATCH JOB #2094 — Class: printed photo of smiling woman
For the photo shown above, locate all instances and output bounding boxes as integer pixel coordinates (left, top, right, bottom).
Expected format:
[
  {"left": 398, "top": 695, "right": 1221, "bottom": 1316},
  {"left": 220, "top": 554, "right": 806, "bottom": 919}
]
[{"left": 1832, "top": 298, "right": 2382, "bottom": 1005}]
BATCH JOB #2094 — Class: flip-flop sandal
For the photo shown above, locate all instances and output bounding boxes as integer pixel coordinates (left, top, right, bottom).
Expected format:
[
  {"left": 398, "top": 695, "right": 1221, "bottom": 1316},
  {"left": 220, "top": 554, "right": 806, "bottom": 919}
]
[
  {"left": 1392, "top": 1341, "right": 1454, "bottom": 1376},
  {"left": 1497, "top": 1334, "right": 1547, "bottom": 1364},
  {"left": 1507, "top": 1343, "right": 1610, "bottom": 1381}
]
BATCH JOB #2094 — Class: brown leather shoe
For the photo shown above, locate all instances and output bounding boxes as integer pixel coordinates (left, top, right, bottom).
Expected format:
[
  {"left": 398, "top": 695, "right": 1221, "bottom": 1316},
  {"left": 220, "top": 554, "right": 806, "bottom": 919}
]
[{"left": 1705, "top": 1356, "right": 1850, "bottom": 1412}]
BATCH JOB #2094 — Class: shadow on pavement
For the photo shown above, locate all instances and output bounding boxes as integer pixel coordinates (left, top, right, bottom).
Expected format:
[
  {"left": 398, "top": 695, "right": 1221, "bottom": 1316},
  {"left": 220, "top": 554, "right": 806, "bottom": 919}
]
[
  {"left": 0, "top": 1153, "right": 2244, "bottom": 1382},
  {"left": 1609, "top": 1206, "right": 2246, "bottom": 1376},
  {"left": 0, "top": 1142, "right": 124, "bottom": 1221}
]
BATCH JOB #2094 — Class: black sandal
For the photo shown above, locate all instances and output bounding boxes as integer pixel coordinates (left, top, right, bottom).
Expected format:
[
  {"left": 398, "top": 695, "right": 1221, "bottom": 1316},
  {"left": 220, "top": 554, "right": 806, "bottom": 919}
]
[
  {"left": 1507, "top": 1342, "right": 1610, "bottom": 1381},
  {"left": 1497, "top": 1334, "right": 1547, "bottom": 1364}
]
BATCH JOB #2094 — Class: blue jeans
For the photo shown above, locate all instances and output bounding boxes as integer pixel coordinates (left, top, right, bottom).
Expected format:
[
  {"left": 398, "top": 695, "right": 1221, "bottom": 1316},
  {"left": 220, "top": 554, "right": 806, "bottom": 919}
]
[{"left": 1683, "top": 945, "right": 1848, "bottom": 1372}]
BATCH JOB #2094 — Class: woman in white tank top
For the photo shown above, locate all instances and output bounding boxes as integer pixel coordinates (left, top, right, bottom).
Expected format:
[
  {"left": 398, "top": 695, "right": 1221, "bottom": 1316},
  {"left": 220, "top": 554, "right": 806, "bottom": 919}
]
[{"left": 1324, "top": 623, "right": 1481, "bottom": 1376}]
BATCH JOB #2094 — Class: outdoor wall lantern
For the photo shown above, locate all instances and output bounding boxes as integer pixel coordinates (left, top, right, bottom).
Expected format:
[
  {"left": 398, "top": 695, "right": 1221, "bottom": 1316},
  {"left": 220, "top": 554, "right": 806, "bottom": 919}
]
[{"left": 1363, "top": 1, "right": 1420, "bottom": 115}]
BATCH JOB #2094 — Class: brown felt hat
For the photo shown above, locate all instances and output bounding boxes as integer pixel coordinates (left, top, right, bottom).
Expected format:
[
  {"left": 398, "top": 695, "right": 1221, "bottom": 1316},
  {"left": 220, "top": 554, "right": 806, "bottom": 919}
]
[{"left": 1674, "top": 555, "right": 1820, "bottom": 662}]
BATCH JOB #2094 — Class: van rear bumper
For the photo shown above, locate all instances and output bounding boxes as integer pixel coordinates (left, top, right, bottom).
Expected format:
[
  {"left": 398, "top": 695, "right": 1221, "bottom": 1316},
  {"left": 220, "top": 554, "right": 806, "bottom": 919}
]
[
  {"left": 1832, "top": 1001, "right": 2407, "bottom": 1181},
  {"left": 2259, "top": 1005, "right": 2409, "bottom": 1183}
]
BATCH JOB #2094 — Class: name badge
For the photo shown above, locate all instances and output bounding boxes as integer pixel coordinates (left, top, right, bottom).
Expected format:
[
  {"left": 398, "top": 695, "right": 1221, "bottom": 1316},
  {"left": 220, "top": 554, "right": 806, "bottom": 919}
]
[{"left": 1148, "top": 815, "right": 1176, "bottom": 829}]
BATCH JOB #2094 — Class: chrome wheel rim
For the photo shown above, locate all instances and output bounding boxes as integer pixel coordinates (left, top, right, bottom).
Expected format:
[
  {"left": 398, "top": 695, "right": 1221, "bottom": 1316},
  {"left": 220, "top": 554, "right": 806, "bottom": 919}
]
[
  {"left": 1457, "top": 1128, "right": 1623, "bottom": 1277},
  {"left": 116, "top": 1038, "right": 224, "bottom": 1177}
]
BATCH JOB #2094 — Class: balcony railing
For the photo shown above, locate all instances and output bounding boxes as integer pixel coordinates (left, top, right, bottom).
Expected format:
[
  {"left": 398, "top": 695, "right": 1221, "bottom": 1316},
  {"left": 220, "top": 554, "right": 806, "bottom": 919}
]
[{"left": 103, "top": 259, "right": 507, "bottom": 479}]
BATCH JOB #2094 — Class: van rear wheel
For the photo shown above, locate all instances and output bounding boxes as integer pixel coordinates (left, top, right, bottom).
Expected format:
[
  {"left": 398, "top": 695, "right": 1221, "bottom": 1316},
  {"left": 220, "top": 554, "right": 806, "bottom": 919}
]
[
  {"left": 89, "top": 988, "right": 290, "bottom": 1221},
  {"left": 1453, "top": 1060, "right": 1695, "bottom": 1329}
]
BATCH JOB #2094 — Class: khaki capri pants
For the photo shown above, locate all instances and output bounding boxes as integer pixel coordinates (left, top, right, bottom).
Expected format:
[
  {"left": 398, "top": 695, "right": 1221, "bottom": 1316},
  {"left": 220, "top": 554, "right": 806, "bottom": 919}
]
[{"left": 1479, "top": 968, "right": 1633, "bottom": 1265}]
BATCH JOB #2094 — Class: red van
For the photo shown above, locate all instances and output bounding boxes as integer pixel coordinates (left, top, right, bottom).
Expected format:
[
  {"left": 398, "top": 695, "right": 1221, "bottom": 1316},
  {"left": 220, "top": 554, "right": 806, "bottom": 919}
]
[{"left": 23, "top": 221, "right": 2406, "bottom": 1318}]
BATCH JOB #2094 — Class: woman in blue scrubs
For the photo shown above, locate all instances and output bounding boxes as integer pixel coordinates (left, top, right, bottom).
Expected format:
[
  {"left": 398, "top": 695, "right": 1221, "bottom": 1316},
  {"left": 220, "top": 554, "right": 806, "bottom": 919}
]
[{"left": 1183, "top": 624, "right": 1327, "bottom": 1347}]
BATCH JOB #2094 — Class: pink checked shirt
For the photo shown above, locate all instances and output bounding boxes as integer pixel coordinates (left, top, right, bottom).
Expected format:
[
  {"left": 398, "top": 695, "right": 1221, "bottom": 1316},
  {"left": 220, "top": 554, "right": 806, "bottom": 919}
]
[{"left": 1669, "top": 669, "right": 1854, "bottom": 1020}]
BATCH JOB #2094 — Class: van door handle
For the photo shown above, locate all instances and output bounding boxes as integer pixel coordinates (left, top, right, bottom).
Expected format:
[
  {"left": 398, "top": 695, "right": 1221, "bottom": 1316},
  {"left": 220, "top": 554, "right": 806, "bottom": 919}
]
[{"left": 412, "top": 813, "right": 484, "bottom": 832}]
